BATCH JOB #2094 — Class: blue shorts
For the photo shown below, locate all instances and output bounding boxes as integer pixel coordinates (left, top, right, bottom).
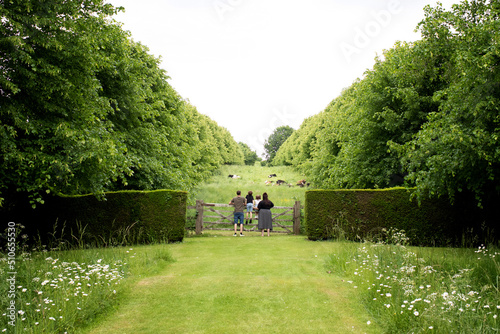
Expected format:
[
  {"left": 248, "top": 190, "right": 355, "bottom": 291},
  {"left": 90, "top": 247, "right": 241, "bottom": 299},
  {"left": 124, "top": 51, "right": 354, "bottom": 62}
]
[
  {"left": 234, "top": 212, "right": 244, "bottom": 225},
  {"left": 246, "top": 203, "right": 254, "bottom": 212}
]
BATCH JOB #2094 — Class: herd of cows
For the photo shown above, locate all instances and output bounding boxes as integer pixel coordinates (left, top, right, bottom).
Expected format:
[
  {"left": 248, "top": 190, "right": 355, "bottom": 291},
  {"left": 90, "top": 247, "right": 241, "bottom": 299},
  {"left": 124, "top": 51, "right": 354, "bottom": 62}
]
[{"left": 227, "top": 173, "right": 310, "bottom": 187}]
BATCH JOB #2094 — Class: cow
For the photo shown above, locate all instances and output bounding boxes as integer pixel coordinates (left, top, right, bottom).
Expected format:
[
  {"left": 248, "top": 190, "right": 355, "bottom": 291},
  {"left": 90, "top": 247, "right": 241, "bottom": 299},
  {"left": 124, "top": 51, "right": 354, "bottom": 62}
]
[
  {"left": 228, "top": 175, "right": 233, "bottom": 178},
  {"left": 296, "top": 179, "right": 307, "bottom": 187},
  {"left": 232, "top": 175, "right": 241, "bottom": 179},
  {"left": 268, "top": 174, "right": 277, "bottom": 178},
  {"left": 265, "top": 180, "right": 274, "bottom": 185},
  {"left": 276, "top": 179, "right": 286, "bottom": 185}
]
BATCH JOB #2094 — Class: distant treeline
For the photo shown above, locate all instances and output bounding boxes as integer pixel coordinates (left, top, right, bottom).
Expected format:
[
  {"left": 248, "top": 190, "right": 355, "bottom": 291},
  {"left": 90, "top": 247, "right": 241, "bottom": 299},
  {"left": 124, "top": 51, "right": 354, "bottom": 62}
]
[
  {"left": 0, "top": 1, "right": 244, "bottom": 207},
  {"left": 275, "top": 0, "right": 500, "bottom": 206}
]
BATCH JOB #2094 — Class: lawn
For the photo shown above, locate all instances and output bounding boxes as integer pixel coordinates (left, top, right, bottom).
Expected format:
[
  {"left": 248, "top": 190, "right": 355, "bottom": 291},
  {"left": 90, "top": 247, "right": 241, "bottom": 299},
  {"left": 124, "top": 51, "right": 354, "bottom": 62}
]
[
  {"left": 82, "top": 235, "right": 379, "bottom": 334},
  {"left": 4, "top": 165, "right": 497, "bottom": 333}
]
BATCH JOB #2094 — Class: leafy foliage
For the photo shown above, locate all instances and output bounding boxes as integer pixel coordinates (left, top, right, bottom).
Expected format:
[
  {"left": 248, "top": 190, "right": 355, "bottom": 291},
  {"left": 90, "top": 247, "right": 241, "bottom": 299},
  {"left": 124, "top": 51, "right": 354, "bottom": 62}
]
[
  {"left": 264, "top": 125, "right": 294, "bottom": 164},
  {"left": 238, "top": 142, "right": 259, "bottom": 165},
  {"left": 274, "top": 0, "right": 500, "bottom": 205},
  {"left": 0, "top": 0, "right": 243, "bottom": 206},
  {"left": 395, "top": 0, "right": 500, "bottom": 204}
]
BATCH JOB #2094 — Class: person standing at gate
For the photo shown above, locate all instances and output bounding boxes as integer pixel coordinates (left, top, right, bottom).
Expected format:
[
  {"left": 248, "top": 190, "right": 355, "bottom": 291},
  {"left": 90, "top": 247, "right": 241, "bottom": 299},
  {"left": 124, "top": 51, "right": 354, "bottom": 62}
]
[
  {"left": 253, "top": 194, "right": 261, "bottom": 220},
  {"left": 245, "top": 191, "right": 254, "bottom": 224},
  {"left": 229, "top": 190, "right": 246, "bottom": 236},
  {"left": 257, "top": 192, "right": 274, "bottom": 237}
]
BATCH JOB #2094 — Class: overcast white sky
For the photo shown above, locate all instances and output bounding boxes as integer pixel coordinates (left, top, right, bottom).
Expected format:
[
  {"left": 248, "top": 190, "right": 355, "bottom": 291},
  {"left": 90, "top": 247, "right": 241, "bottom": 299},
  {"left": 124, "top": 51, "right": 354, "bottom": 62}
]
[{"left": 107, "top": 0, "right": 458, "bottom": 157}]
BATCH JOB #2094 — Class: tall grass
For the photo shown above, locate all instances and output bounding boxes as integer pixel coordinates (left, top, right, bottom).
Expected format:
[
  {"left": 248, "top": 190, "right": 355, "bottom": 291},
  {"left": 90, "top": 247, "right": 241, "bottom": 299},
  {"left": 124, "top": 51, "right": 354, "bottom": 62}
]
[
  {"left": 189, "top": 164, "right": 310, "bottom": 206},
  {"left": 0, "top": 224, "right": 173, "bottom": 333},
  {"left": 327, "top": 228, "right": 499, "bottom": 333}
]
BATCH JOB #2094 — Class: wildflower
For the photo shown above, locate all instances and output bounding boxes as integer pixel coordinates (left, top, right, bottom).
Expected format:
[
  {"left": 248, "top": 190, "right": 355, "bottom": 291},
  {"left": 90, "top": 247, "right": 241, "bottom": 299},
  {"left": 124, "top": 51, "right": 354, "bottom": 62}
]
[
  {"left": 414, "top": 311, "right": 419, "bottom": 316},
  {"left": 49, "top": 317, "right": 55, "bottom": 321},
  {"left": 367, "top": 321, "right": 371, "bottom": 325},
  {"left": 429, "top": 326, "right": 434, "bottom": 329}
]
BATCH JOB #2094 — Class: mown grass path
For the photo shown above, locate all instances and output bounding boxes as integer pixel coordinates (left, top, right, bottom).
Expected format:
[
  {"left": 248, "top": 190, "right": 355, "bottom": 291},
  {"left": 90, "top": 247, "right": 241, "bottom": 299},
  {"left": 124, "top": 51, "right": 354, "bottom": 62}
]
[{"left": 86, "top": 234, "right": 380, "bottom": 333}]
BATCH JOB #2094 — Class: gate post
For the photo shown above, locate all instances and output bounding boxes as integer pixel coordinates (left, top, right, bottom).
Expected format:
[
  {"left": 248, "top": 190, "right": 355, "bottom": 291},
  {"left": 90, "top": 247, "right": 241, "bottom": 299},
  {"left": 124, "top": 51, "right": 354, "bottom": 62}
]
[
  {"left": 195, "top": 200, "right": 204, "bottom": 235},
  {"left": 293, "top": 201, "right": 301, "bottom": 235}
]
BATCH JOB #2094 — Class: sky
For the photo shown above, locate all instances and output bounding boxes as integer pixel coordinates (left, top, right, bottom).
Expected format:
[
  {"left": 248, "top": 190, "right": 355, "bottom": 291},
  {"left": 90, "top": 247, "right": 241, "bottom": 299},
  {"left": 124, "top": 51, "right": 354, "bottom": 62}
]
[{"left": 107, "top": 0, "right": 458, "bottom": 157}]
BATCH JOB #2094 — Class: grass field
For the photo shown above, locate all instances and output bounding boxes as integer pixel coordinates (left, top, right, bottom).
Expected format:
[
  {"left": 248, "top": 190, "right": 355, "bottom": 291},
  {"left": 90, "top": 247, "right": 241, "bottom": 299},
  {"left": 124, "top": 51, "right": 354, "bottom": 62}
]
[
  {"left": 188, "top": 164, "right": 310, "bottom": 206},
  {"left": 82, "top": 235, "right": 379, "bottom": 334},
  {"left": 2, "top": 165, "right": 498, "bottom": 333}
]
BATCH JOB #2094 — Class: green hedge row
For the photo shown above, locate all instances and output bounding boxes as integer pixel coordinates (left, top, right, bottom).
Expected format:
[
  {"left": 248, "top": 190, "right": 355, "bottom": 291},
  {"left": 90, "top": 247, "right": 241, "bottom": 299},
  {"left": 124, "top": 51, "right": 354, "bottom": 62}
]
[
  {"left": 305, "top": 188, "right": 497, "bottom": 247},
  {"left": 2, "top": 190, "right": 187, "bottom": 246}
]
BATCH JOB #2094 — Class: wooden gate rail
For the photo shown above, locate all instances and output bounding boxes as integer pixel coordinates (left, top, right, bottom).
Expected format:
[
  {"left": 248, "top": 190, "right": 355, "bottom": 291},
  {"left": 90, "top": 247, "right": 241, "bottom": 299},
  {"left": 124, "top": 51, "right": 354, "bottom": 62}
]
[{"left": 187, "top": 200, "right": 301, "bottom": 235}]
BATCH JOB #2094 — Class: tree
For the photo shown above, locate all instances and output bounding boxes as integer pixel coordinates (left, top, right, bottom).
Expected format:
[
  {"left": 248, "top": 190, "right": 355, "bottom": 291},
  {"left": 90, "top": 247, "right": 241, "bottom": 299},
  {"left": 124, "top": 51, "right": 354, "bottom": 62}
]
[
  {"left": 0, "top": 0, "right": 130, "bottom": 206},
  {"left": 395, "top": 0, "right": 500, "bottom": 204},
  {"left": 264, "top": 125, "right": 294, "bottom": 164},
  {"left": 238, "top": 142, "right": 259, "bottom": 165},
  {"left": 0, "top": 0, "right": 245, "bottom": 206}
]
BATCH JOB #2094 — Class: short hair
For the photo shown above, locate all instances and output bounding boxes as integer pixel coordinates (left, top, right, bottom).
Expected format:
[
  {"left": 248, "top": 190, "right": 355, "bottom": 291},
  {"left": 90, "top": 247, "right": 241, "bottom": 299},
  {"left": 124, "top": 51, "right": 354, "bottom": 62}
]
[
  {"left": 256, "top": 195, "right": 261, "bottom": 199},
  {"left": 236, "top": 190, "right": 241, "bottom": 195},
  {"left": 248, "top": 190, "right": 253, "bottom": 195}
]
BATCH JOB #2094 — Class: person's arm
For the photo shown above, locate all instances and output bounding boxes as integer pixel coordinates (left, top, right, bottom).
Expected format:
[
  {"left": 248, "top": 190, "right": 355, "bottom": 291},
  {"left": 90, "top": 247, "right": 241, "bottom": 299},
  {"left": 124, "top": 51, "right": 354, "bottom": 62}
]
[{"left": 229, "top": 198, "right": 234, "bottom": 205}]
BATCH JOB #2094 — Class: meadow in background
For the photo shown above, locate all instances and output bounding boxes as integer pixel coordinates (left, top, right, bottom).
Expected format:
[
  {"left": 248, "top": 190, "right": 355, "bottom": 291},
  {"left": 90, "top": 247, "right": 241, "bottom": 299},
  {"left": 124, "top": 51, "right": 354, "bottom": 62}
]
[{"left": 189, "top": 164, "right": 310, "bottom": 206}]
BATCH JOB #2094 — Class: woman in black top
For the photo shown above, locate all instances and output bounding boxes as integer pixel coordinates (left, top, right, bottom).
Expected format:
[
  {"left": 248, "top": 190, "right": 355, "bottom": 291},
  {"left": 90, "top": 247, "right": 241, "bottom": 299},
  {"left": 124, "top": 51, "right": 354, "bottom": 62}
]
[
  {"left": 257, "top": 192, "right": 274, "bottom": 236},
  {"left": 245, "top": 191, "right": 254, "bottom": 224}
]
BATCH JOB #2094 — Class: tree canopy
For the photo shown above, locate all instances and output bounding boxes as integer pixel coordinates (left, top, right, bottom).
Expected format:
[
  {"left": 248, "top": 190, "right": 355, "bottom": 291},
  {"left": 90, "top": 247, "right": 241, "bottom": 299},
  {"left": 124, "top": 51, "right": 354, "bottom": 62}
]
[
  {"left": 0, "top": 0, "right": 243, "bottom": 206},
  {"left": 238, "top": 142, "right": 259, "bottom": 166},
  {"left": 274, "top": 0, "right": 499, "bottom": 205},
  {"left": 264, "top": 125, "right": 294, "bottom": 165}
]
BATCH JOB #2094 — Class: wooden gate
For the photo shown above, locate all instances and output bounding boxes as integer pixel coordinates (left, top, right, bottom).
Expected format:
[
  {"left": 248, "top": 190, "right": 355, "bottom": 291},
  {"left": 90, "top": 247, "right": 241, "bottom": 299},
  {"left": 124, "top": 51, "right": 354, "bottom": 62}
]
[{"left": 187, "top": 200, "right": 301, "bottom": 235}]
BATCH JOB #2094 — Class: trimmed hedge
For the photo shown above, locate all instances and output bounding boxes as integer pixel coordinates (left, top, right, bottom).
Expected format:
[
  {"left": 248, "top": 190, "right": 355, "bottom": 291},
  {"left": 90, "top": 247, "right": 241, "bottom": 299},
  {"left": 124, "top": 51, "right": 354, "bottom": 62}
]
[
  {"left": 305, "top": 188, "right": 497, "bottom": 247},
  {"left": 2, "top": 190, "right": 187, "bottom": 245}
]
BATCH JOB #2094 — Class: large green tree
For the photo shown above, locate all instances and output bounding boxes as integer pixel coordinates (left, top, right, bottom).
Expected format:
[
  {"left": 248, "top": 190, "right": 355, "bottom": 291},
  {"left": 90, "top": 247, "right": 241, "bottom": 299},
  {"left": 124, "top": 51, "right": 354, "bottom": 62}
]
[
  {"left": 274, "top": 0, "right": 499, "bottom": 205},
  {"left": 0, "top": 0, "right": 243, "bottom": 206},
  {"left": 395, "top": 0, "right": 500, "bottom": 204},
  {"left": 1, "top": 0, "right": 130, "bottom": 206},
  {"left": 264, "top": 125, "right": 294, "bottom": 164},
  {"left": 238, "top": 142, "right": 259, "bottom": 166}
]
